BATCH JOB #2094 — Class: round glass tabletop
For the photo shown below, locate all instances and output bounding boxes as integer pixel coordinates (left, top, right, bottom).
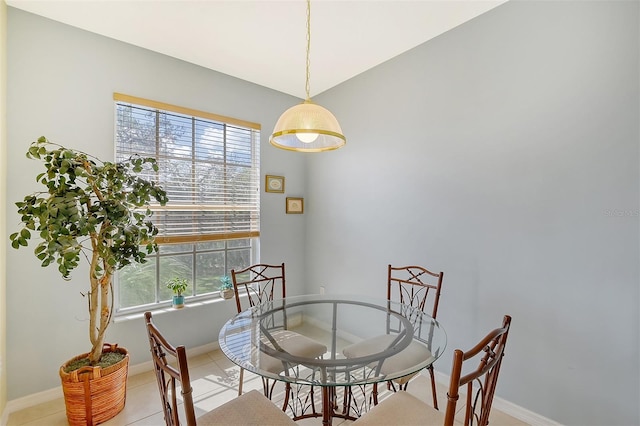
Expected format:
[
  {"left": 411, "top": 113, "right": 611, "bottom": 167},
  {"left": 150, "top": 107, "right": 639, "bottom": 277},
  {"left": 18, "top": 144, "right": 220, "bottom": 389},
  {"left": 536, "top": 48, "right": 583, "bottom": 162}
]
[{"left": 218, "top": 294, "right": 446, "bottom": 387}]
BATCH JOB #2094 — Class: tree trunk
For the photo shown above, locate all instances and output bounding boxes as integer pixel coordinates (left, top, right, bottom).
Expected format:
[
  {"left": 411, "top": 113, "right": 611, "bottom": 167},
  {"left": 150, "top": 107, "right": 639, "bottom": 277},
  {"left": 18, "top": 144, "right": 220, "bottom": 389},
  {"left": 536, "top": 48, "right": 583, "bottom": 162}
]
[
  {"left": 88, "top": 272, "right": 111, "bottom": 363},
  {"left": 88, "top": 247, "right": 101, "bottom": 363}
]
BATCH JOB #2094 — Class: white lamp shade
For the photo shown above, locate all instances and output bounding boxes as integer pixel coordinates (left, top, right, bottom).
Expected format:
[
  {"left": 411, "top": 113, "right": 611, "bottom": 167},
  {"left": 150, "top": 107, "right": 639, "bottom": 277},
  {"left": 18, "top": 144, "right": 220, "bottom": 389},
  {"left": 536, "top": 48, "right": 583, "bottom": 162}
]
[{"left": 270, "top": 100, "right": 346, "bottom": 152}]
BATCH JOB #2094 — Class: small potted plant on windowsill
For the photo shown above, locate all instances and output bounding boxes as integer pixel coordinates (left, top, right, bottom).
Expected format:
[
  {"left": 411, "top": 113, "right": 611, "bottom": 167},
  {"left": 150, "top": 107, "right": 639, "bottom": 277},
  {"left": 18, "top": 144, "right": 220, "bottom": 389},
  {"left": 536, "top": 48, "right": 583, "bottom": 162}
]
[
  {"left": 219, "top": 275, "right": 234, "bottom": 300},
  {"left": 167, "top": 277, "right": 189, "bottom": 308}
]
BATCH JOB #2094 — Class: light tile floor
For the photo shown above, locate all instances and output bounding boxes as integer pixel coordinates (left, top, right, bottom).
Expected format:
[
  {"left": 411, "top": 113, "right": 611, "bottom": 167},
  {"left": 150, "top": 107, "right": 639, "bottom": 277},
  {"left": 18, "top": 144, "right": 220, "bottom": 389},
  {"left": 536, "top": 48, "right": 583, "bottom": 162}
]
[{"left": 8, "top": 348, "right": 528, "bottom": 426}]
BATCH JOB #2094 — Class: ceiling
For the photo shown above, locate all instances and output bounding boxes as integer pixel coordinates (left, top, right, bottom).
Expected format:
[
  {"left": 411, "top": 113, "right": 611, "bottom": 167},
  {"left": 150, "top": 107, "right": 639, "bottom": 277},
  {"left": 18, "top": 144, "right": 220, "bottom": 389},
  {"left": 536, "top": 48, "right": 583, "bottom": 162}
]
[{"left": 7, "top": 0, "right": 507, "bottom": 99}]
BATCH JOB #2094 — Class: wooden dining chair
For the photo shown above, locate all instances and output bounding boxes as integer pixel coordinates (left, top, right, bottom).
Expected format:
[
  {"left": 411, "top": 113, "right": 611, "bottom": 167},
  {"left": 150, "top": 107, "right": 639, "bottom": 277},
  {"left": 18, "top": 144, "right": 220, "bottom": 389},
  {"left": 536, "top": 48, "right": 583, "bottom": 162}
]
[
  {"left": 352, "top": 315, "right": 512, "bottom": 426},
  {"left": 143, "top": 311, "right": 296, "bottom": 426},
  {"left": 343, "top": 264, "right": 444, "bottom": 408},
  {"left": 231, "top": 262, "right": 327, "bottom": 409}
]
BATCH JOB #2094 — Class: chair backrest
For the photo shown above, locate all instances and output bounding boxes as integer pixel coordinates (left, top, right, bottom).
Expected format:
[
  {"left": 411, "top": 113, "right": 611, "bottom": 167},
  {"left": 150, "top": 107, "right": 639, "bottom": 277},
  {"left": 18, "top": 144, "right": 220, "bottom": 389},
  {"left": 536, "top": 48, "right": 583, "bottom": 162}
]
[
  {"left": 444, "top": 315, "right": 512, "bottom": 426},
  {"left": 231, "top": 263, "right": 286, "bottom": 314},
  {"left": 144, "top": 311, "right": 197, "bottom": 426},
  {"left": 387, "top": 264, "right": 444, "bottom": 319}
]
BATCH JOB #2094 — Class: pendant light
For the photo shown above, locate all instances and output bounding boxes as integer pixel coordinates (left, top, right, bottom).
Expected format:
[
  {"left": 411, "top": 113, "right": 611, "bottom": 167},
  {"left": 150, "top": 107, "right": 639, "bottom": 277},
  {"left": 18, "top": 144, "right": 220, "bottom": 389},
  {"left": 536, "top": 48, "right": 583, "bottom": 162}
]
[{"left": 270, "top": 0, "right": 346, "bottom": 152}]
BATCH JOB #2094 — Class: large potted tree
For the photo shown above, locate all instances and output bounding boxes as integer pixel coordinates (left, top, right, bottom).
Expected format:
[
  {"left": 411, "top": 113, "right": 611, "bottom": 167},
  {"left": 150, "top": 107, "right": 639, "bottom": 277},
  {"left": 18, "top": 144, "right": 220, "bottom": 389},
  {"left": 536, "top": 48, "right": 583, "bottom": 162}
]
[{"left": 10, "top": 136, "right": 168, "bottom": 426}]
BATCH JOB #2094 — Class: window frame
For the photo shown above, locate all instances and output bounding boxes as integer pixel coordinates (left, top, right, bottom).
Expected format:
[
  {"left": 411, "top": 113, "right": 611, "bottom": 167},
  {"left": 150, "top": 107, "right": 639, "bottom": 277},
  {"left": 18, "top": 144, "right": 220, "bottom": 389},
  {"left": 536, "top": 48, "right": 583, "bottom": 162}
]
[{"left": 112, "top": 93, "right": 261, "bottom": 315}]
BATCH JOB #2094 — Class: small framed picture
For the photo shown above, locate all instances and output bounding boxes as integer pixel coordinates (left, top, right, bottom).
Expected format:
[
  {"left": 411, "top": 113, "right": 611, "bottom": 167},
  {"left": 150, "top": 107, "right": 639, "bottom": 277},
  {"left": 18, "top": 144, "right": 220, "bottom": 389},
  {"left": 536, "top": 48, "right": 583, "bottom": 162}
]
[
  {"left": 265, "top": 175, "right": 285, "bottom": 193},
  {"left": 286, "top": 197, "right": 304, "bottom": 214}
]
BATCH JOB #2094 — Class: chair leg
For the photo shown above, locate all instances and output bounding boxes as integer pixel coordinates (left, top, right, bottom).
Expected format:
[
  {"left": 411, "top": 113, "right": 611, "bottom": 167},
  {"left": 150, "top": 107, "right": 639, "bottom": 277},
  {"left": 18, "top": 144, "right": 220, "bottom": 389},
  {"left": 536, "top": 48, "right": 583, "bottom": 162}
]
[
  {"left": 427, "top": 364, "right": 439, "bottom": 410},
  {"left": 372, "top": 382, "right": 379, "bottom": 405},
  {"left": 238, "top": 367, "right": 244, "bottom": 396},
  {"left": 310, "top": 385, "right": 318, "bottom": 415},
  {"left": 281, "top": 382, "right": 291, "bottom": 412},
  {"left": 341, "top": 385, "right": 350, "bottom": 415}
]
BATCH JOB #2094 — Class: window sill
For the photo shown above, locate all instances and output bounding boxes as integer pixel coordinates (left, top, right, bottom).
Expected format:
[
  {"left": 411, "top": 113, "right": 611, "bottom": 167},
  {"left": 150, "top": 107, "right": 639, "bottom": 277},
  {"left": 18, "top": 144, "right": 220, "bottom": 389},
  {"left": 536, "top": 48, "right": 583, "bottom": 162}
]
[{"left": 113, "top": 296, "right": 230, "bottom": 324}]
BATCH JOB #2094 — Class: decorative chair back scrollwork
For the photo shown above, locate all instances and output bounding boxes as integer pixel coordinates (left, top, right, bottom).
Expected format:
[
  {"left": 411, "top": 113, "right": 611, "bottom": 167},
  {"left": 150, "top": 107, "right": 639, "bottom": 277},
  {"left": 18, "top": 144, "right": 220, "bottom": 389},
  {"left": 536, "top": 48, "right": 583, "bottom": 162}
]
[
  {"left": 232, "top": 263, "right": 287, "bottom": 312},
  {"left": 446, "top": 315, "right": 512, "bottom": 426},
  {"left": 387, "top": 264, "right": 444, "bottom": 319}
]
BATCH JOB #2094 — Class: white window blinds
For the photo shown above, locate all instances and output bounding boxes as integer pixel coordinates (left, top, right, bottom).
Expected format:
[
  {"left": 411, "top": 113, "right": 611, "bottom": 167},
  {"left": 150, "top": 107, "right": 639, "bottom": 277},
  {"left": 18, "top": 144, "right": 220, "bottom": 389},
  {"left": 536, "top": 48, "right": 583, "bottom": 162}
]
[{"left": 114, "top": 93, "right": 260, "bottom": 244}]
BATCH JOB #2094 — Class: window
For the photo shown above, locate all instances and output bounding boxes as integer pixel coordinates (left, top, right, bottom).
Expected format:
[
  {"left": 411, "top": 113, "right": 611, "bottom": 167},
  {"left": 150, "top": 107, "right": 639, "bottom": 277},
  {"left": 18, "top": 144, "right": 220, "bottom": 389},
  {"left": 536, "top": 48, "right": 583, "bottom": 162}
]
[{"left": 113, "top": 93, "right": 260, "bottom": 313}]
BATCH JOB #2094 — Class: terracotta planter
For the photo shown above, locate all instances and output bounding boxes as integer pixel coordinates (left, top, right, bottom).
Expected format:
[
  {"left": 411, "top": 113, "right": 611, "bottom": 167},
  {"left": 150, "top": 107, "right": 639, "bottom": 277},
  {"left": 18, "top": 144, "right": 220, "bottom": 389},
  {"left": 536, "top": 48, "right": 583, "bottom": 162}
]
[{"left": 59, "top": 344, "right": 129, "bottom": 426}]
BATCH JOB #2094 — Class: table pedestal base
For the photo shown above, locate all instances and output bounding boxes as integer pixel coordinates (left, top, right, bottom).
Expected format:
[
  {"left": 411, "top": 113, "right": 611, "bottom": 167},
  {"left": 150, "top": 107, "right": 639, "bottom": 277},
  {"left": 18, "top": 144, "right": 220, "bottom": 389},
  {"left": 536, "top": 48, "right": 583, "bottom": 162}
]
[{"left": 287, "top": 383, "right": 366, "bottom": 425}]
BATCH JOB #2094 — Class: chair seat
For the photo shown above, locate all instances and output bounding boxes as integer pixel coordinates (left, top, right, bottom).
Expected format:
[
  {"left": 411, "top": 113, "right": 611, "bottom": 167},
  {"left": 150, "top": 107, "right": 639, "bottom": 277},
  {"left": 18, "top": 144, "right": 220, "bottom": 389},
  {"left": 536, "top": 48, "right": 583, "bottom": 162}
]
[
  {"left": 271, "top": 329, "right": 327, "bottom": 357},
  {"left": 352, "top": 390, "right": 446, "bottom": 425},
  {"left": 197, "top": 389, "right": 296, "bottom": 425},
  {"left": 250, "top": 329, "right": 327, "bottom": 374},
  {"left": 343, "top": 334, "right": 433, "bottom": 381},
  {"left": 343, "top": 334, "right": 398, "bottom": 358}
]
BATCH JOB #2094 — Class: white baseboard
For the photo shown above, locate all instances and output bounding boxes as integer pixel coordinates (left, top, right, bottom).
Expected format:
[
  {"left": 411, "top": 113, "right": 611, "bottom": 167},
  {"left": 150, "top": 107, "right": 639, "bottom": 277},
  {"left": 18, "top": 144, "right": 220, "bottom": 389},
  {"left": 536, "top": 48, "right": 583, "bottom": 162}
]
[
  {"left": 429, "top": 370, "right": 561, "bottom": 426},
  {"left": 492, "top": 396, "right": 561, "bottom": 426},
  {"left": 4, "top": 386, "right": 62, "bottom": 415},
  {"left": 3, "top": 342, "right": 220, "bottom": 419}
]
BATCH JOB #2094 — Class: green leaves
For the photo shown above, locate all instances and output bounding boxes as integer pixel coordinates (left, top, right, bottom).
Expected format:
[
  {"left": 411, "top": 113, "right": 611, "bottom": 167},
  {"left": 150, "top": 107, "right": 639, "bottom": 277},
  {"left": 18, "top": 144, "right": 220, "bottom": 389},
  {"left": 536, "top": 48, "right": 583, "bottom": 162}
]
[
  {"left": 9, "top": 228, "right": 32, "bottom": 248},
  {"left": 10, "top": 137, "right": 169, "bottom": 280}
]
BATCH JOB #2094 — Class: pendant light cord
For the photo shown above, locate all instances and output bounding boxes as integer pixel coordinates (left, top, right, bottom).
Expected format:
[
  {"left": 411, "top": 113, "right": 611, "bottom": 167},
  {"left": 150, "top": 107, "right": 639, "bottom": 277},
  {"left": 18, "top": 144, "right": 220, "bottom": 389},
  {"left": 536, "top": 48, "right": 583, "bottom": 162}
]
[
  {"left": 269, "top": 0, "right": 346, "bottom": 151},
  {"left": 305, "top": 0, "right": 312, "bottom": 101}
]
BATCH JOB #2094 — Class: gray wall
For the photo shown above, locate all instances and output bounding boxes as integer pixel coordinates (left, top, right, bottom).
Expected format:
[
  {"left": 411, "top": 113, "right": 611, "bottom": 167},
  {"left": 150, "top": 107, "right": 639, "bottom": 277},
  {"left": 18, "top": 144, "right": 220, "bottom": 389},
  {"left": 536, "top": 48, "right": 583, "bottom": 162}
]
[
  {"left": 308, "top": 1, "right": 639, "bottom": 425},
  {"left": 6, "top": 8, "right": 308, "bottom": 399}
]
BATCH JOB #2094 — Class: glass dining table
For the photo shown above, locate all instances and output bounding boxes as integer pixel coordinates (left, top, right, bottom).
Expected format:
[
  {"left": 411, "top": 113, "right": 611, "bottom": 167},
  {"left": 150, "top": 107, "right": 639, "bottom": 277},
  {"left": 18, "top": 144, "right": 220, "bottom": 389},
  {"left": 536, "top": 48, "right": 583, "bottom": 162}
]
[{"left": 218, "top": 294, "right": 446, "bottom": 425}]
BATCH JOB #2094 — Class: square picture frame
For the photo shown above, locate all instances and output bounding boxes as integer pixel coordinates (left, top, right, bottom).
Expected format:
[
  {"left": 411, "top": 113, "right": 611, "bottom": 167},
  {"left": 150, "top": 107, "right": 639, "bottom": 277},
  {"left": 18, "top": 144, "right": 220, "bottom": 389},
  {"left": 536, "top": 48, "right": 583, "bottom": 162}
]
[
  {"left": 286, "top": 197, "right": 304, "bottom": 214},
  {"left": 265, "top": 175, "right": 285, "bottom": 193}
]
